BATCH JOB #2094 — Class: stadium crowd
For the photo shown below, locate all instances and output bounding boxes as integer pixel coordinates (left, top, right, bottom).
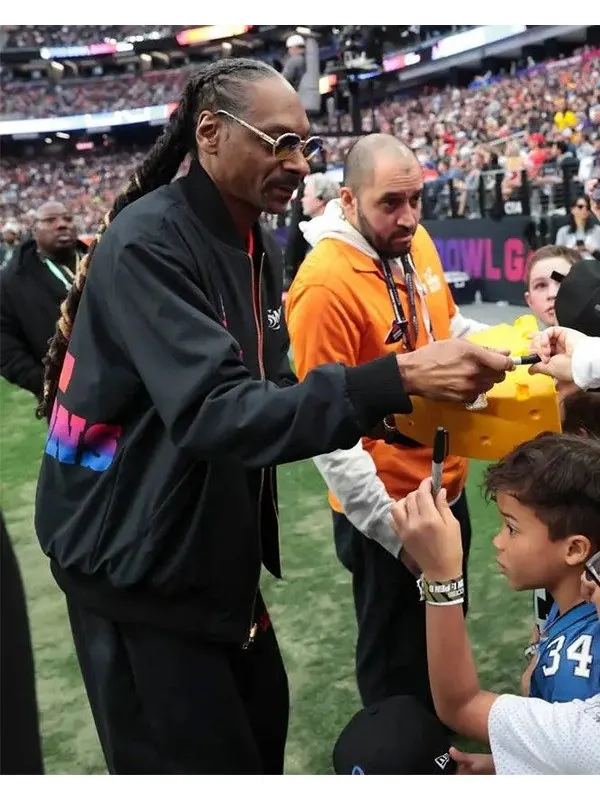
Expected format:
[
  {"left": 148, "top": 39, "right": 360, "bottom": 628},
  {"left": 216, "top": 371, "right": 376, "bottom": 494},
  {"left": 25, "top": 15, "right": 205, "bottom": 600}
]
[
  {"left": 0, "top": 69, "right": 195, "bottom": 120},
  {"left": 2, "top": 25, "right": 182, "bottom": 49},
  {"left": 1, "top": 49, "right": 599, "bottom": 239}
]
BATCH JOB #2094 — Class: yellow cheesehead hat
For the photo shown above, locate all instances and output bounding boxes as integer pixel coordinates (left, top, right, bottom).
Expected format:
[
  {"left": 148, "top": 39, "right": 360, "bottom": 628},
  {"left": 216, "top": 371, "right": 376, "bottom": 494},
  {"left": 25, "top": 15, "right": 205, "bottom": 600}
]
[{"left": 393, "top": 315, "right": 561, "bottom": 461}]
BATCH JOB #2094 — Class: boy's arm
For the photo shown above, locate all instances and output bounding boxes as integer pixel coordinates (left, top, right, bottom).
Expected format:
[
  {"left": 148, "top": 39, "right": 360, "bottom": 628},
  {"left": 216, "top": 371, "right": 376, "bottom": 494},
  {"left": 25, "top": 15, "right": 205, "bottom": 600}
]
[{"left": 392, "top": 479, "right": 498, "bottom": 742}]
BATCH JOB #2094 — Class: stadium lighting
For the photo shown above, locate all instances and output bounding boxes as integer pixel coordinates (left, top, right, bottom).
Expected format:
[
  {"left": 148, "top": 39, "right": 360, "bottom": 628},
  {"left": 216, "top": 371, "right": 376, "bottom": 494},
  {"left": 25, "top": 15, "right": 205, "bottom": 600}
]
[{"left": 56, "top": 132, "right": 70, "bottom": 139}]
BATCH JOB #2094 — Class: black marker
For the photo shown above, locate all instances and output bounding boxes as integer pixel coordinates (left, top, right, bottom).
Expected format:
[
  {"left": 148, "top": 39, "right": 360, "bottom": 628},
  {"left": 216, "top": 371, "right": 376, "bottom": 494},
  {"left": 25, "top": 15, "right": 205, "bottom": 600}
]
[
  {"left": 431, "top": 427, "right": 448, "bottom": 497},
  {"left": 511, "top": 354, "right": 541, "bottom": 366}
]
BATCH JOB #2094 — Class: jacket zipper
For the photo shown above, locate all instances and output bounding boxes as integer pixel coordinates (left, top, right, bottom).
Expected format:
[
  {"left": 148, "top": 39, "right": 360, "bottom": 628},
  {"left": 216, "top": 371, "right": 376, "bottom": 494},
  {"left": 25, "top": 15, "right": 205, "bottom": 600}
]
[{"left": 244, "top": 252, "right": 266, "bottom": 648}]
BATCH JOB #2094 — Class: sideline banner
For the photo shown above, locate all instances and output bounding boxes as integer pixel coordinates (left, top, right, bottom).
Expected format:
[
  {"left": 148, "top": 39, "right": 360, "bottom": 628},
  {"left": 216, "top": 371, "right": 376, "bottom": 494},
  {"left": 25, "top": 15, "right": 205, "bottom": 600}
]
[{"left": 425, "top": 216, "right": 531, "bottom": 305}]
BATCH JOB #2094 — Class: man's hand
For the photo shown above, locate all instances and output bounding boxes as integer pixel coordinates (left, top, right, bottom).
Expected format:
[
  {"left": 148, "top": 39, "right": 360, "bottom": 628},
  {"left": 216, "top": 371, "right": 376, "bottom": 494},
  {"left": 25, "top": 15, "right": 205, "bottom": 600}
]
[
  {"left": 449, "top": 748, "right": 495, "bottom": 775},
  {"left": 391, "top": 478, "right": 463, "bottom": 582},
  {"left": 396, "top": 339, "right": 512, "bottom": 404}
]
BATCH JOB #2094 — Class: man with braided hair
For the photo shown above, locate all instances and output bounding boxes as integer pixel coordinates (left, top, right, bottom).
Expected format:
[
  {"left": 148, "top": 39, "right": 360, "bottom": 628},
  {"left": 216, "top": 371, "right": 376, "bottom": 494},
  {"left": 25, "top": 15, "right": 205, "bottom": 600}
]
[{"left": 34, "top": 58, "right": 512, "bottom": 774}]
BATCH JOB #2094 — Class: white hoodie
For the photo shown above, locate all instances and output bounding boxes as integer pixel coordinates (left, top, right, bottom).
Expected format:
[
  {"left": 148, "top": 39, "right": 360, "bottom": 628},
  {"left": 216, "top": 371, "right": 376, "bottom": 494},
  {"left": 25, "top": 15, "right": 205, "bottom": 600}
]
[{"left": 300, "top": 200, "right": 487, "bottom": 557}]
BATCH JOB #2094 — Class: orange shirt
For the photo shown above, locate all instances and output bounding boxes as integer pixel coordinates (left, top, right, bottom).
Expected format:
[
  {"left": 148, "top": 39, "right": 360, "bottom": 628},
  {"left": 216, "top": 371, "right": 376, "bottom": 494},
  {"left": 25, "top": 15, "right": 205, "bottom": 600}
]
[{"left": 286, "top": 225, "right": 468, "bottom": 511}]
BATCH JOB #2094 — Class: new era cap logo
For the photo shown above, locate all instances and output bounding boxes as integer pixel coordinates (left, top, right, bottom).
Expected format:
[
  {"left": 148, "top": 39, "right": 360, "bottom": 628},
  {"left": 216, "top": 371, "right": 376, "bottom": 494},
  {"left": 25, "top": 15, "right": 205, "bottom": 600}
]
[{"left": 435, "top": 753, "right": 451, "bottom": 770}]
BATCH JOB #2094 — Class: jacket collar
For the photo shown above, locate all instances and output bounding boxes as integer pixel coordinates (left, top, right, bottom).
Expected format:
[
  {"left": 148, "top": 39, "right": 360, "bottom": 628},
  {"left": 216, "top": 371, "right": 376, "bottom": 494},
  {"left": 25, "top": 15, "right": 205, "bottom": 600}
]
[
  {"left": 179, "top": 156, "right": 263, "bottom": 253},
  {"left": 15, "top": 237, "right": 88, "bottom": 270}
]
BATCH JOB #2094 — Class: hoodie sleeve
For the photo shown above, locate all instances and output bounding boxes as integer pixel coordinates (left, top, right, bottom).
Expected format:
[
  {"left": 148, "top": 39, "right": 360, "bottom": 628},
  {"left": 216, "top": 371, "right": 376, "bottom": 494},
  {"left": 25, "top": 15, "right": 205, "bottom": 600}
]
[
  {"left": 450, "top": 307, "right": 489, "bottom": 338},
  {"left": 286, "top": 278, "right": 402, "bottom": 556}
]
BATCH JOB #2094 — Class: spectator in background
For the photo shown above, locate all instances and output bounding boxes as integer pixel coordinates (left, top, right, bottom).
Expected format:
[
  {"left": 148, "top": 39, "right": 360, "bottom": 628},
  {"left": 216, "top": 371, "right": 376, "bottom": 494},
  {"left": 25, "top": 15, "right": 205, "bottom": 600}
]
[
  {"left": 456, "top": 150, "right": 485, "bottom": 218},
  {"left": 0, "top": 201, "right": 87, "bottom": 399},
  {"left": 591, "top": 185, "right": 600, "bottom": 222},
  {"left": 553, "top": 97, "right": 578, "bottom": 132},
  {"left": 501, "top": 140, "right": 525, "bottom": 202},
  {"left": 556, "top": 195, "right": 600, "bottom": 260},
  {"left": 525, "top": 133, "right": 548, "bottom": 177},
  {"left": 524, "top": 245, "right": 580, "bottom": 327},
  {"left": 578, "top": 134, "right": 600, "bottom": 186},
  {"left": 300, "top": 173, "right": 340, "bottom": 221},
  {"left": 282, "top": 34, "right": 306, "bottom": 92},
  {"left": 0, "top": 221, "right": 21, "bottom": 270}
]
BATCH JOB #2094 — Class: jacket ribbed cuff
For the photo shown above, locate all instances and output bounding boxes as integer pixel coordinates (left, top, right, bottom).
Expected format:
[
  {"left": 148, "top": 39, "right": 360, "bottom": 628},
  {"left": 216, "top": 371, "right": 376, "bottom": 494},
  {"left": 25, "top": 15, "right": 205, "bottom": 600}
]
[{"left": 345, "top": 354, "right": 413, "bottom": 432}]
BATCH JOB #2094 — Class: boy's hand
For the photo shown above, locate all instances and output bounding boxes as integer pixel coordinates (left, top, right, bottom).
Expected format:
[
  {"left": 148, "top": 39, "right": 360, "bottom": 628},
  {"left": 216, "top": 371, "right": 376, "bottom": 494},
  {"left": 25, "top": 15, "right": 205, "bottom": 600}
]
[
  {"left": 391, "top": 478, "right": 463, "bottom": 582},
  {"left": 449, "top": 748, "right": 495, "bottom": 775}
]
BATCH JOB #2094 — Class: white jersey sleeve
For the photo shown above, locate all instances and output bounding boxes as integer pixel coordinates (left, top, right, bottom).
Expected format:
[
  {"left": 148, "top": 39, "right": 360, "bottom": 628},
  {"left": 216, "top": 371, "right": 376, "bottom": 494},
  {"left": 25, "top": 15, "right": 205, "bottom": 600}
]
[
  {"left": 572, "top": 336, "right": 600, "bottom": 391},
  {"left": 488, "top": 693, "right": 600, "bottom": 774}
]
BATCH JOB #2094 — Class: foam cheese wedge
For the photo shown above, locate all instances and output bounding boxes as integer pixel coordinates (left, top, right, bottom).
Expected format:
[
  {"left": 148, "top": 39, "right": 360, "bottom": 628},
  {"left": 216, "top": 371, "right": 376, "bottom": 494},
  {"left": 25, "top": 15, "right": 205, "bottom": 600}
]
[{"left": 393, "top": 314, "right": 561, "bottom": 461}]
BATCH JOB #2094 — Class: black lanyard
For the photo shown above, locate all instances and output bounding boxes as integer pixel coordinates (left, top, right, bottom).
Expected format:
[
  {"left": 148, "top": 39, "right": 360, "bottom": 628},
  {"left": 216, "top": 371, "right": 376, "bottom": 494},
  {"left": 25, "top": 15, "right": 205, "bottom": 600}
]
[{"left": 381, "top": 255, "right": 420, "bottom": 351}]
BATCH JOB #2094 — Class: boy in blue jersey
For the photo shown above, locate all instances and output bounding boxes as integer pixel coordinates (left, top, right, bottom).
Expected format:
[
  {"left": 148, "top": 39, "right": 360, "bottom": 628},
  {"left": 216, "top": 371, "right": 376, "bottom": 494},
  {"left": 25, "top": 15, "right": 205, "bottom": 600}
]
[{"left": 483, "top": 433, "right": 600, "bottom": 703}]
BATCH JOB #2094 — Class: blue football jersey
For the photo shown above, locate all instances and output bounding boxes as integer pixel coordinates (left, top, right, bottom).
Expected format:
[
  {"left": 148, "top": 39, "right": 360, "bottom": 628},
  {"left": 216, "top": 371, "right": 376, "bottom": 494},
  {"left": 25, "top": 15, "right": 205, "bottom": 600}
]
[{"left": 530, "top": 601, "right": 600, "bottom": 702}]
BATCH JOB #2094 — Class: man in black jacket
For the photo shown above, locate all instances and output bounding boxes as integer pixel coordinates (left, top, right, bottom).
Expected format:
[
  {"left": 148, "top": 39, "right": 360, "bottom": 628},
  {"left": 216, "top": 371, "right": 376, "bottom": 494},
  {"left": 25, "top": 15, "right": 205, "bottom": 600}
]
[
  {"left": 34, "top": 58, "right": 512, "bottom": 775},
  {"left": 0, "top": 201, "right": 87, "bottom": 399}
]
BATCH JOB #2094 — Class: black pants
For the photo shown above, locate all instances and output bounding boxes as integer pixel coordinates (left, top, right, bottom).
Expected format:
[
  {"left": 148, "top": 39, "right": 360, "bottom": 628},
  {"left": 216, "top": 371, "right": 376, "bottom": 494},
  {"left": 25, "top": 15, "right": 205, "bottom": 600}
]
[
  {"left": 66, "top": 593, "right": 289, "bottom": 774},
  {"left": 0, "top": 513, "right": 45, "bottom": 774},
  {"left": 333, "top": 491, "right": 472, "bottom": 713}
]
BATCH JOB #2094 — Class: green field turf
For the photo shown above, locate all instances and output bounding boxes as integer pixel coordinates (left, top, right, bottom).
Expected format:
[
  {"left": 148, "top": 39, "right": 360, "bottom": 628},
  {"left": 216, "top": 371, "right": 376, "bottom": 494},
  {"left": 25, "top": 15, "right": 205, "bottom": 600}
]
[{"left": 0, "top": 378, "right": 531, "bottom": 774}]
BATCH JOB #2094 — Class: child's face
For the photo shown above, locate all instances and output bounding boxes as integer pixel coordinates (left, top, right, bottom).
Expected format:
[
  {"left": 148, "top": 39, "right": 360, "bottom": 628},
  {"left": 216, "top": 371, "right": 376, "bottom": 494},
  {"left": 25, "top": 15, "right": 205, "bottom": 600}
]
[
  {"left": 493, "top": 492, "right": 583, "bottom": 591},
  {"left": 525, "top": 256, "right": 572, "bottom": 326}
]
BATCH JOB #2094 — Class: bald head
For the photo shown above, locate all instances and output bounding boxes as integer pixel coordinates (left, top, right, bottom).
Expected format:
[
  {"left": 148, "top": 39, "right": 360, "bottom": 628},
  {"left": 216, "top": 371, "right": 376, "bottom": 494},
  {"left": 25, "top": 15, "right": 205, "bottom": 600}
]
[
  {"left": 35, "top": 201, "right": 70, "bottom": 223},
  {"left": 34, "top": 201, "right": 77, "bottom": 258},
  {"left": 343, "top": 134, "right": 418, "bottom": 194},
  {"left": 339, "top": 134, "right": 423, "bottom": 259}
]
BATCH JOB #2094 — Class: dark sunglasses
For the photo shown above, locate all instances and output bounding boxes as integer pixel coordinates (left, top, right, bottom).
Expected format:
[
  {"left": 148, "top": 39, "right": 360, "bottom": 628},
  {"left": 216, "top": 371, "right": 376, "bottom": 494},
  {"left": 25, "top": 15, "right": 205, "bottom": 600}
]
[
  {"left": 585, "top": 551, "right": 600, "bottom": 590},
  {"left": 574, "top": 203, "right": 589, "bottom": 210},
  {"left": 216, "top": 109, "right": 324, "bottom": 163}
]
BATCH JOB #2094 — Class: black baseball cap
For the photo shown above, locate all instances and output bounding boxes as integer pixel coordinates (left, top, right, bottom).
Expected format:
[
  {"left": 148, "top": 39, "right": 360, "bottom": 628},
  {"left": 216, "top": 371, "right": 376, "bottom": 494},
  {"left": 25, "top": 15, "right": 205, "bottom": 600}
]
[
  {"left": 555, "top": 258, "right": 600, "bottom": 337},
  {"left": 332, "top": 695, "right": 456, "bottom": 775}
]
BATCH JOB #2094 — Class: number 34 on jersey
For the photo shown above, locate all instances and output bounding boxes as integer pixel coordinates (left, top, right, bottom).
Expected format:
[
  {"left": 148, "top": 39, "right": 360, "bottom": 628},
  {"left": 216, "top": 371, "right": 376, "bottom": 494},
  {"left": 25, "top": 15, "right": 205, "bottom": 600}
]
[{"left": 530, "top": 602, "right": 600, "bottom": 703}]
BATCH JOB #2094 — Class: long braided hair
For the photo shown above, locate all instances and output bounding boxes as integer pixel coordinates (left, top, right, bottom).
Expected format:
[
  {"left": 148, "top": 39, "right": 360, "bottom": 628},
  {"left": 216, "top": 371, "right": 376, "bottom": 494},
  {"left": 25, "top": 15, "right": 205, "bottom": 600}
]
[{"left": 36, "top": 58, "right": 279, "bottom": 420}]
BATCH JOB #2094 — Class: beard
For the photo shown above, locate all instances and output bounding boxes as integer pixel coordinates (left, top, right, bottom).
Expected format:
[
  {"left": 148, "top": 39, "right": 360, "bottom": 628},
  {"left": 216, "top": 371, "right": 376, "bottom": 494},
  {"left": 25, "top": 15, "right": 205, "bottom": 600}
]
[
  {"left": 356, "top": 202, "right": 413, "bottom": 259},
  {"left": 47, "top": 241, "right": 77, "bottom": 265}
]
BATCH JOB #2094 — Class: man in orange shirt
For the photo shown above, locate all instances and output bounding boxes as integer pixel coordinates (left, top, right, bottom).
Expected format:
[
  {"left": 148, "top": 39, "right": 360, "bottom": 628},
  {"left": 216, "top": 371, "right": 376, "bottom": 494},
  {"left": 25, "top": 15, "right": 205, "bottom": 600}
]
[{"left": 286, "top": 134, "right": 488, "bottom": 712}]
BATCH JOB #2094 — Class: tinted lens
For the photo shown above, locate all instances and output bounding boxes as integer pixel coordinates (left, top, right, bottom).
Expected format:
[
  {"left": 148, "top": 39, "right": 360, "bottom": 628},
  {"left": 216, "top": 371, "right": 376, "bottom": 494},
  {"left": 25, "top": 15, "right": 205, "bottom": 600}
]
[
  {"left": 303, "top": 136, "right": 324, "bottom": 162},
  {"left": 274, "top": 133, "right": 303, "bottom": 161}
]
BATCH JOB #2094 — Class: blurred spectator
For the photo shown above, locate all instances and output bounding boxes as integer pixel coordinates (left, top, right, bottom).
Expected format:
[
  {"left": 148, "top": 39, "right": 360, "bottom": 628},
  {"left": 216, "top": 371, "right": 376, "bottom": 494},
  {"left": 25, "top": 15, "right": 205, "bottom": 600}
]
[
  {"left": 577, "top": 134, "right": 600, "bottom": 185},
  {"left": 555, "top": 195, "right": 600, "bottom": 260},
  {"left": 0, "top": 221, "right": 22, "bottom": 270},
  {"left": 553, "top": 96, "right": 578, "bottom": 131},
  {"left": 282, "top": 34, "right": 306, "bottom": 91},
  {"left": 301, "top": 173, "right": 341, "bottom": 220},
  {"left": 591, "top": 185, "right": 600, "bottom": 221}
]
